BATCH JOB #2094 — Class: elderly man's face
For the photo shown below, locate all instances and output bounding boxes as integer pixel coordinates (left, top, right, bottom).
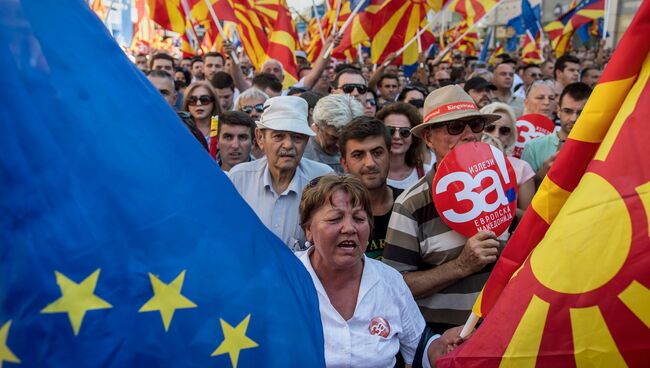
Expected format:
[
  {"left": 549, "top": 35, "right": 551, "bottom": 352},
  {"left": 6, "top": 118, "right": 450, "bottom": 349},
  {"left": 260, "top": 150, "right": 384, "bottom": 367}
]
[
  {"left": 422, "top": 120, "right": 483, "bottom": 163},
  {"left": 256, "top": 129, "right": 309, "bottom": 173},
  {"left": 263, "top": 61, "right": 284, "bottom": 82},
  {"left": 315, "top": 124, "right": 340, "bottom": 156}
]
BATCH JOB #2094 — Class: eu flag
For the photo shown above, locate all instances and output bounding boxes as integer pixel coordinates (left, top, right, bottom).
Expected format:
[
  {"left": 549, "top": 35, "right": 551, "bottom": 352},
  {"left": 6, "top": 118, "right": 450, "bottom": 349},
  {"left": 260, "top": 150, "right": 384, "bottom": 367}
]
[{"left": 0, "top": 1, "right": 325, "bottom": 367}]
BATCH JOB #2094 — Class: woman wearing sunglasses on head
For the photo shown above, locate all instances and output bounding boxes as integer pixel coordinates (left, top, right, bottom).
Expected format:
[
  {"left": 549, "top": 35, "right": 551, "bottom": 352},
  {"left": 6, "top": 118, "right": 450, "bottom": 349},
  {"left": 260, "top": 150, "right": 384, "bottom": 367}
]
[
  {"left": 376, "top": 102, "right": 431, "bottom": 190},
  {"left": 182, "top": 81, "right": 221, "bottom": 144},
  {"left": 480, "top": 102, "right": 535, "bottom": 218}
]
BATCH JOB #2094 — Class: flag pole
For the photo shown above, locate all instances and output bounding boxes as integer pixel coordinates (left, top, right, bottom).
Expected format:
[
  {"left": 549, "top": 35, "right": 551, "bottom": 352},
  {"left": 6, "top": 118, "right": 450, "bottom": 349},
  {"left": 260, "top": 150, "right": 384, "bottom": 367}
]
[
  {"left": 460, "top": 312, "right": 479, "bottom": 339},
  {"left": 203, "top": 0, "right": 239, "bottom": 64},
  {"left": 323, "top": 0, "right": 365, "bottom": 58},
  {"left": 332, "top": 0, "right": 342, "bottom": 35},
  {"left": 103, "top": 0, "right": 117, "bottom": 23},
  {"left": 425, "top": 2, "right": 503, "bottom": 66},
  {"left": 312, "top": 0, "right": 326, "bottom": 44},
  {"left": 181, "top": 0, "right": 203, "bottom": 54},
  {"left": 417, "top": 27, "right": 423, "bottom": 53},
  {"left": 602, "top": 0, "right": 611, "bottom": 40}
]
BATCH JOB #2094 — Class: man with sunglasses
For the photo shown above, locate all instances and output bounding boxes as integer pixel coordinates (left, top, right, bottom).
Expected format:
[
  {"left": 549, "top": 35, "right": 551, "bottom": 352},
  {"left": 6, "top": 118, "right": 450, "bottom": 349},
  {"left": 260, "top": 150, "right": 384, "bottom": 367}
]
[
  {"left": 521, "top": 82, "right": 592, "bottom": 186},
  {"left": 332, "top": 68, "right": 368, "bottom": 106},
  {"left": 382, "top": 85, "right": 503, "bottom": 334}
]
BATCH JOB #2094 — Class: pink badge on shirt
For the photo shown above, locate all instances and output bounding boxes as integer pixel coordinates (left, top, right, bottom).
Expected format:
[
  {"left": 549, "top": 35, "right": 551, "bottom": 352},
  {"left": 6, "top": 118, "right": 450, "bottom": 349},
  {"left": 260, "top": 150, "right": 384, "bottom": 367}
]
[
  {"left": 368, "top": 317, "right": 390, "bottom": 338},
  {"left": 513, "top": 113, "right": 555, "bottom": 158},
  {"left": 432, "top": 142, "right": 517, "bottom": 237}
]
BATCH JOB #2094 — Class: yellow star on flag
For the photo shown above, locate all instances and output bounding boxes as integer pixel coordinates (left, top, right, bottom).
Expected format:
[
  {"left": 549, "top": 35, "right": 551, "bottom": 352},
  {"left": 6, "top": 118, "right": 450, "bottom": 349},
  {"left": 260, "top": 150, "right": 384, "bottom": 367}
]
[
  {"left": 41, "top": 269, "right": 112, "bottom": 335},
  {"left": 138, "top": 270, "right": 197, "bottom": 331},
  {"left": 0, "top": 320, "right": 20, "bottom": 367},
  {"left": 211, "top": 314, "right": 259, "bottom": 368}
]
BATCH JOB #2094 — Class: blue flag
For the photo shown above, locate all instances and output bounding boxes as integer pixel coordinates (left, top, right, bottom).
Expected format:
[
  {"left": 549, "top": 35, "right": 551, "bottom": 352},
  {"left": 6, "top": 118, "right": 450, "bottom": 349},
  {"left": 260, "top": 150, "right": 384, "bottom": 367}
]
[
  {"left": 521, "top": 0, "right": 542, "bottom": 37},
  {"left": 479, "top": 28, "right": 493, "bottom": 62},
  {"left": 0, "top": 1, "right": 325, "bottom": 367}
]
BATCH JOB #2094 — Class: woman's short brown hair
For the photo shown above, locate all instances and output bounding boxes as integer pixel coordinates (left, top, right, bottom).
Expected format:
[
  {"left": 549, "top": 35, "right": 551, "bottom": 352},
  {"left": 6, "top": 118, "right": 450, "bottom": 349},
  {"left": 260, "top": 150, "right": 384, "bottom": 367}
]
[
  {"left": 182, "top": 81, "right": 221, "bottom": 117},
  {"left": 376, "top": 102, "right": 424, "bottom": 168},
  {"left": 299, "top": 174, "right": 374, "bottom": 235}
]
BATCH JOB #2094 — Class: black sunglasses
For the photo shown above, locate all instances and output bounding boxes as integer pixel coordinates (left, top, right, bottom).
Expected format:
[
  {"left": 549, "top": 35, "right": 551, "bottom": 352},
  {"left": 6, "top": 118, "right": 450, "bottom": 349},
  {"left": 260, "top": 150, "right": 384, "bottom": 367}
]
[
  {"left": 408, "top": 99, "right": 424, "bottom": 108},
  {"left": 187, "top": 95, "right": 214, "bottom": 106},
  {"left": 340, "top": 83, "right": 368, "bottom": 94},
  {"left": 484, "top": 124, "right": 512, "bottom": 136},
  {"left": 387, "top": 126, "right": 411, "bottom": 139},
  {"left": 242, "top": 103, "right": 265, "bottom": 114},
  {"left": 435, "top": 118, "right": 486, "bottom": 135}
]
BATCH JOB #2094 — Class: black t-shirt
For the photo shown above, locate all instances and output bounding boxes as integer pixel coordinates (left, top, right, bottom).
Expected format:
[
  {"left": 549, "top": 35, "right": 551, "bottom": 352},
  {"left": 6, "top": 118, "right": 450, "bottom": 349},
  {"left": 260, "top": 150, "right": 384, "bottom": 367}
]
[{"left": 366, "top": 186, "right": 404, "bottom": 259}]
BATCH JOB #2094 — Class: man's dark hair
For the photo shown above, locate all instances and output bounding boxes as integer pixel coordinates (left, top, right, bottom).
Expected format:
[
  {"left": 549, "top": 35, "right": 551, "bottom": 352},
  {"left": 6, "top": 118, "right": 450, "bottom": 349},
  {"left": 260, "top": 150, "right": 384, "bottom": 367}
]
[
  {"left": 211, "top": 71, "right": 234, "bottom": 90},
  {"left": 581, "top": 66, "right": 600, "bottom": 80},
  {"left": 218, "top": 110, "right": 256, "bottom": 138},
  {"left": 377, "top": 73, "right": 399, "bottom": 87},
  {"left": 148, "top": 69, "right": 174, "bottom": 82},
  {"left": 555, "top": 54, "right": 580, "bottom": 77},
  {"left": 300, "top": 91, "right": 324, "bottom": 109},
  {"left": 204, "top": 51, "right": 225, "bottom": 63},
  {"left": 150, "top": 52, "right": 175, "bottom": 69},
  {"left": 523, "top": 63, "right": 540, "bottom": 73},
  {"left": 334, "top": 63, "right": 360, "bottom": 74},
  {"left": 190, "top": 56, "right": 203, "bottom": 67},
  {"left": 333, "top": 67, "right": 365, "bottom": 88},
  {"left": 252, "top": 73, "right": 283, "bottom": 93},
  {"left": 397, "top": 83, "right": 427, "bottom": 101},
  {"left": 376, "top": 102, "right": 423, "bottom": 168},
  {"left": 559, "top": 82, "right": 592, "bottom": 106},
  {"left": 338, "top": 116, "right": 391, "bottom": 157}
]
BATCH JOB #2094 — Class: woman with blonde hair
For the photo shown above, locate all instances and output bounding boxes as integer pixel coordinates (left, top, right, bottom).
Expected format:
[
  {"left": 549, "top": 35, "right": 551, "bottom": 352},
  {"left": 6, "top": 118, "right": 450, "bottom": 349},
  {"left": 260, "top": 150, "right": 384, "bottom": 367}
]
[
  {"left": 182, "top": 81, "right": 221, "bottom": 143},
  {"left": 480, "top": 102, "right": 535, "bottom": 217}
]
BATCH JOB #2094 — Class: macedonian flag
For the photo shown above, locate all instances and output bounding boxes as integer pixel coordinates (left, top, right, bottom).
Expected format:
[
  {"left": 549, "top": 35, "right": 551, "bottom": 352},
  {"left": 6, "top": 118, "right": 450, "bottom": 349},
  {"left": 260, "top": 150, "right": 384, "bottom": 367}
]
[{"left": 438, "top": 1, "right": 650, "bottom": 366}]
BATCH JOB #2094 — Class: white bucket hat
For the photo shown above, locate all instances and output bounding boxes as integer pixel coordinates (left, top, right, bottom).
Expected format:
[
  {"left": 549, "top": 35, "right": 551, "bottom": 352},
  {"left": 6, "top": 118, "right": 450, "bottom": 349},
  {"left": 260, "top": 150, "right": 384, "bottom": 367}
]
[{"left": 257, "top": 96, "right": 315, "bottom": 137}]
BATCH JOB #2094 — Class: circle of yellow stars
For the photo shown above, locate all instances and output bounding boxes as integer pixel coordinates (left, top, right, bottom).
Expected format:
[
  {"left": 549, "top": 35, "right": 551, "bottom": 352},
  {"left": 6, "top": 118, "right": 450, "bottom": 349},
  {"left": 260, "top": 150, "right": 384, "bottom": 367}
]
[{"left": 1, "top": 268, "right": 258, "bottom": 368}]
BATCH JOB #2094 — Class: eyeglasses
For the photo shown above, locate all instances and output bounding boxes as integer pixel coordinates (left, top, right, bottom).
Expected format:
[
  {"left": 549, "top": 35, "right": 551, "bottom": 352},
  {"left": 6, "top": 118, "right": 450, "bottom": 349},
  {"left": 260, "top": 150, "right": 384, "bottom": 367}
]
[
  {"left": 529, "top": 73, "right": 544, "bottom": 78},
  {"left": 340, "top": 83, "right": 368, "bottom": 94},
  {"left": 484, "top": 124, "right": 512, "bottom": 136},
  {"left": 366, "top": 99, "right": 377, "bottom": 107},
  {"left": 560, "top": 107, "right": 583, "bottom": 116},
  {"left": 241, "top": 103, "right": 265, "bottom": 114},
  {"left": 408, "top": 99, "right": 424, "bottom": 108},
  {"left": 187, "top": 95, "right": 214, "bottom": 106},
  {"left": 386, "top": 126, "right": 411, "bottom": 139},
  {"left": 435, "top": 118, "right": 486, "bottom": 135}
]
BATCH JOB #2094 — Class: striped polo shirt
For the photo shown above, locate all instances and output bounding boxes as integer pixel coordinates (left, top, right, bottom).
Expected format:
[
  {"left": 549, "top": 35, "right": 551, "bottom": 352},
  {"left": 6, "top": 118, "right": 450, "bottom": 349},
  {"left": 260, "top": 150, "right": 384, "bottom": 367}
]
[{"left": 382, "top": 169, "right": 494, "bottom": 326}]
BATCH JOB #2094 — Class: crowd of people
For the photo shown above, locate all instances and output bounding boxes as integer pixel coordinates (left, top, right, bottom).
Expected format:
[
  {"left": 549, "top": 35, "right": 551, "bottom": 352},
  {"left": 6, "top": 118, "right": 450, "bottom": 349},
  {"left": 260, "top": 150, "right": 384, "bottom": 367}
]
[{"left": 134, "top": 42, "right": 604, "bottom": 367}]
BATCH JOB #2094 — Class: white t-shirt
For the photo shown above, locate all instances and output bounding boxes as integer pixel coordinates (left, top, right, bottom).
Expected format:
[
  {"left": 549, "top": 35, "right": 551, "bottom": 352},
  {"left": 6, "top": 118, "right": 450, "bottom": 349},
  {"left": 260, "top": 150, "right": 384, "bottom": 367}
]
[
  {"left": 298, "top": 249, "right": 425, "bottom": 368},
  {"left": 387, "top": 161, "right": 434, "bottom": 190}
]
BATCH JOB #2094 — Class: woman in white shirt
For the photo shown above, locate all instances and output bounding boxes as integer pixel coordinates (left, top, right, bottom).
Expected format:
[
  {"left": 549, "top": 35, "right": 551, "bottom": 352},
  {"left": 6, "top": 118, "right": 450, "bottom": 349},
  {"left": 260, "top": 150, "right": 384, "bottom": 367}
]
[{"left": 297, "top": 174, "right": 461, "bottom": 367}]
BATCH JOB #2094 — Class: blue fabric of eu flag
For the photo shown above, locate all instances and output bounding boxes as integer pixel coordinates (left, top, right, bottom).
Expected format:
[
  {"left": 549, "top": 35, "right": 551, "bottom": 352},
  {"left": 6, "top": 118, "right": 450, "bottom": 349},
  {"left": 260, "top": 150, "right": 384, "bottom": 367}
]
[{"left": 0, "top": 1, "right": 325, "bottom": 367}]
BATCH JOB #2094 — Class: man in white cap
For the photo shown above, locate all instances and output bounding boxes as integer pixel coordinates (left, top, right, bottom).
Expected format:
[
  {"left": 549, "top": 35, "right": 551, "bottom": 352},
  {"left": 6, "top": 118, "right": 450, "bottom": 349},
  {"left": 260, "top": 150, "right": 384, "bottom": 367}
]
[
  {"left": 228, "top": 96, "right": 333, "bottom": 251},
  {"left": 382, "top": 85, "right": 502, "bottom": 334}
]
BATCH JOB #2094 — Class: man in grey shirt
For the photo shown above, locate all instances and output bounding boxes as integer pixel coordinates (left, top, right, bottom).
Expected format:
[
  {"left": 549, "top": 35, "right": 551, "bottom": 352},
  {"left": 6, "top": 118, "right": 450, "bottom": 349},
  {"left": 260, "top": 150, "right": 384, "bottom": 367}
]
[{"left": 228, "top": 96, "right": 333, "bottom": 251}]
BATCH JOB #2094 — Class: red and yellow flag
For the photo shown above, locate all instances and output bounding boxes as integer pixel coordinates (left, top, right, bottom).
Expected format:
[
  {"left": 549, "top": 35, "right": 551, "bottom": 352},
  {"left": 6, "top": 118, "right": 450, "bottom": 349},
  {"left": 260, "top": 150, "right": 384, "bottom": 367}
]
[
  {"left": 450, "top": 0, "right": 498, "bottom": 27},
  {"left": 335, "top": 0, "right": 446, "bottom": 65},
  {"left": 228, "top": 0, "right": 269, "bottom": 71},
  {"left": 147, "top": 0, "right": 186, "bottom": 34},
  {"left": 438, "top": 1, "right": 650, "bottom": 365},
  {"left": 521, "top": 32, "right": 543, "bottom": 63},
  {"left": 265, "top": 0, "right": 300, "bottom": 86}
]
